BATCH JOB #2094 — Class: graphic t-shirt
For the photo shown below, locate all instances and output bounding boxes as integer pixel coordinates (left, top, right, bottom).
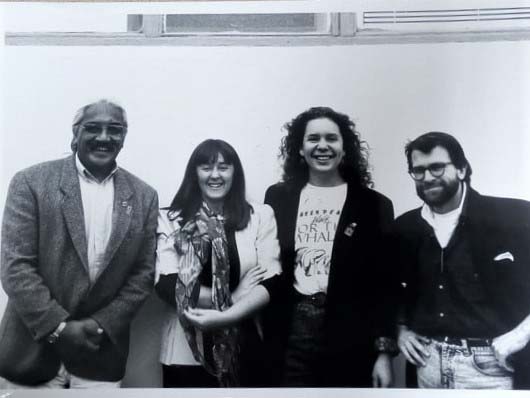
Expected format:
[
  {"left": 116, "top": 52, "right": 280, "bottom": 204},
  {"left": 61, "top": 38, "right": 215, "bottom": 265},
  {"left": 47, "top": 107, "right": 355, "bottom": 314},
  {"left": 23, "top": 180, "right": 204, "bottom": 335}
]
[{"left": 293, "top": 183, "right": 347, "bottom": 295}]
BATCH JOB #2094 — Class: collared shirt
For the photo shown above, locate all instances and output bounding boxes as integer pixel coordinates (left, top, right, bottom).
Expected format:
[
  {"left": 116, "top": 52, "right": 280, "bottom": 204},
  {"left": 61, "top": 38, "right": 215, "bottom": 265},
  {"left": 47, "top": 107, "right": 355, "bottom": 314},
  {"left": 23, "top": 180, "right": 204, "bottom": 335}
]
[
  {"left": 410, "top": 184, "right": 505, "bottom": 338},
  {"left": 75, "top": 155, "right": 118, "bottom": 283},
  {"left": 421, "top": 184, "right": 467, "bottom": 248}
]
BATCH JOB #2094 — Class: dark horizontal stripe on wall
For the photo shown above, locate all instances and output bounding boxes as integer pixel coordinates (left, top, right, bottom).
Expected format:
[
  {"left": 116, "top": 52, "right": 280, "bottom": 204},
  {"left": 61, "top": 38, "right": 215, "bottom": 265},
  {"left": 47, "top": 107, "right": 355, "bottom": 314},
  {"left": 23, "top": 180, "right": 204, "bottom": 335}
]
[{"left": 7, "top": 28, "right": 530, "bottom": 46}]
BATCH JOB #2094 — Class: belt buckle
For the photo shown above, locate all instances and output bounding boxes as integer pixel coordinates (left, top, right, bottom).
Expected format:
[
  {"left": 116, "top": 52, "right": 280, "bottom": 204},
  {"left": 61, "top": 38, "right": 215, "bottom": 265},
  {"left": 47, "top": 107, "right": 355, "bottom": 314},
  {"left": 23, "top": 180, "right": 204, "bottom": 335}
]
[
  {"left": 441, "top": 336, "right": 464, "bottom": 346},
  {"left": 442, "top": 336, "right": 454, "bottom": 345},
  {"left": 311, "top": 292, "right": 326, "bottom": 306}
]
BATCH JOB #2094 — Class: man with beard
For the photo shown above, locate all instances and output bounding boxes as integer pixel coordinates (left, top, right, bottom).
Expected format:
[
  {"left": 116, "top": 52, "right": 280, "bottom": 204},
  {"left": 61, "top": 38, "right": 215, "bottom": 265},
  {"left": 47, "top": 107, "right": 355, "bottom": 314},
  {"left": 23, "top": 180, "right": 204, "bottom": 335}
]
[
  {"left": 395, "top": 132, "right": 530, "bottom": 389},
  {"left": 0, "top": 100, "right": 158, "bottom": 388}
]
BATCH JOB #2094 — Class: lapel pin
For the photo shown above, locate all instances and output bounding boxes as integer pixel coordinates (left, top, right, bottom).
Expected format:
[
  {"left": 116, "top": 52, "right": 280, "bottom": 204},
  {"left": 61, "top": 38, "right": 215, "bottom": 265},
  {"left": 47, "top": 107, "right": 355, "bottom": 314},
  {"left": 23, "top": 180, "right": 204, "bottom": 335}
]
[
  {"left": 121, "top": 201, "right": 132, "bottom": 214},
  {"left": 344, "top": 222, "right": 357, "bottom": 237}
]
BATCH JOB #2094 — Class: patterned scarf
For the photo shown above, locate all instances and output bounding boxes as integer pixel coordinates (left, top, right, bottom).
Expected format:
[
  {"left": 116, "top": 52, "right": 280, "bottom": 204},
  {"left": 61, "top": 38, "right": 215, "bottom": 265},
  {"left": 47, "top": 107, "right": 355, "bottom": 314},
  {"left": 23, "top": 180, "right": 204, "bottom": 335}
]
[{"left": 172, "top": 203, "right": 240, "bottom": 386}]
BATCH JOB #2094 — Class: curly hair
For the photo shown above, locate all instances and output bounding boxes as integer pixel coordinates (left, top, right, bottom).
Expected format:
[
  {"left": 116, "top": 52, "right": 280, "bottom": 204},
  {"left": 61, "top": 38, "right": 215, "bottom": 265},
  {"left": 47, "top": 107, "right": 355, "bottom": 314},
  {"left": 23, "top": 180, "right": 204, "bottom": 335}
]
[{"left": 279, "top": 106, "right": 372, "bottom": 188}]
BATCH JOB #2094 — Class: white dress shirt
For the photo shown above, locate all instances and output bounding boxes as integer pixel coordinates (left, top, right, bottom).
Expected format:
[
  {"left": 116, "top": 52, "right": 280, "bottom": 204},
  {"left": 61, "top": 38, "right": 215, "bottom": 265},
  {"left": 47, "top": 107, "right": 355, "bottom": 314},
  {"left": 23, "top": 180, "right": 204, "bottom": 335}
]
[{"left": 75, "top": 155, "right": 118, "bottom": 283}]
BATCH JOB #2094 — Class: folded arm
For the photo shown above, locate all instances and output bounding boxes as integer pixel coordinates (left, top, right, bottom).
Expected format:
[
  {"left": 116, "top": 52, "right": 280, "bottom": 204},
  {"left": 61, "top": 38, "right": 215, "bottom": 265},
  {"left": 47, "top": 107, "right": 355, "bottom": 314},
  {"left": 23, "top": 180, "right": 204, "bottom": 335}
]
[
  {"left": 184, "top": 285, "right": 270, "bottom": 331},
  {"left": 156, "top": 274, "right": 212, "bottom": 309},
  {"left": 184, "top": 204, "right": 281, "bottom": 331}
]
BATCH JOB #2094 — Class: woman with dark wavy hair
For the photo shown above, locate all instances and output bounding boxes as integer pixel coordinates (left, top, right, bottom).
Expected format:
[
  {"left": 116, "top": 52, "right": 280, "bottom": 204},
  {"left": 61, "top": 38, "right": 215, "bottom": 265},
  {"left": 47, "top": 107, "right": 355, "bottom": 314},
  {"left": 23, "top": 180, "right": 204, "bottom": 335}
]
[
  {"left": 264, "top": 107, "right": 397, "bottom": 387},
  {"left": 279, "top": 106, "right": 372, "bottom": 188},
  {"left": 155, "top": 139, "right": 281, "bottom": 387}
]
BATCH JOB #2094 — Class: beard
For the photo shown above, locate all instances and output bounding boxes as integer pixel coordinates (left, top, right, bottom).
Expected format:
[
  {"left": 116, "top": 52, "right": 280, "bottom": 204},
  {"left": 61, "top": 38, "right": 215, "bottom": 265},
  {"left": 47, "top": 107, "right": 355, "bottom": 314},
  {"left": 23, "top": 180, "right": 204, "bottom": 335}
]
[{"left": 416, "top": 178, "right": 461, "bottom": 208}]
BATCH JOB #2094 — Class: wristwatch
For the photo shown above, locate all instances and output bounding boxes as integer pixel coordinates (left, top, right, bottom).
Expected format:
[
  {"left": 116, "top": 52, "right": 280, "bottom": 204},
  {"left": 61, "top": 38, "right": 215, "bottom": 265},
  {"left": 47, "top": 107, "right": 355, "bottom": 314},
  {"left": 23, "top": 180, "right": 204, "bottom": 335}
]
[
  {"left": 47, "top": 321, "right": 67, "bottom": 344},
  {"left": 374, "top": 336, "right": 399, "bottom": 356}
]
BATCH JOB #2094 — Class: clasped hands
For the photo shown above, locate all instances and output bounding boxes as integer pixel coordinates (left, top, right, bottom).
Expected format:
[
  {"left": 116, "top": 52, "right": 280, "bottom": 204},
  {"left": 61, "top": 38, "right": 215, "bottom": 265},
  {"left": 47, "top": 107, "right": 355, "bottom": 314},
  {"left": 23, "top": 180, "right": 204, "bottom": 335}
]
[{"left": 57, "top": 318, "right": 104, "bottom": 353}]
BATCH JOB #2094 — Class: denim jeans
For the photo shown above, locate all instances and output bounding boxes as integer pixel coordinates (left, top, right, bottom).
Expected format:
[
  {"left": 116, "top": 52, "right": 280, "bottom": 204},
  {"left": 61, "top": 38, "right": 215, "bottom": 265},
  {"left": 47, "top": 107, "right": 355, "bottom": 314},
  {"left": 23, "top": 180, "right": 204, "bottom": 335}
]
[
  {"left": 418, "top": 339, "right": 513, "bottom": 389},
  {"left": 283, "top": 293, "right": 326, "bottom": 387}
]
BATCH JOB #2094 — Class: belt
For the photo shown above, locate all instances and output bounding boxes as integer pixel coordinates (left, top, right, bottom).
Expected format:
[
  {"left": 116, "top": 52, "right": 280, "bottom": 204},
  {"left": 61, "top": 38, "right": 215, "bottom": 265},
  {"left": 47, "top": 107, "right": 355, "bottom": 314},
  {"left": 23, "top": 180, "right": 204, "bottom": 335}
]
[
  {"left": 292, "top": 290, "right": 327, "bottom": 307},
  {"left": 432, "top": 336, "right": 492, "bottom": 347}
]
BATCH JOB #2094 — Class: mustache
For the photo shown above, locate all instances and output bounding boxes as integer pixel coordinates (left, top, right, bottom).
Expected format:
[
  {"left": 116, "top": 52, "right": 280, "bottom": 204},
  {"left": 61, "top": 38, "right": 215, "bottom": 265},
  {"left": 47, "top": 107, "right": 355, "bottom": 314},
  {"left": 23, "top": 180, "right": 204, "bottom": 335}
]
[
  {"left": 88, "top": 142, "right": 117, "bottom": 150},
  {"left": 421, "top": 181, "right": 444, "bottom": 189}
]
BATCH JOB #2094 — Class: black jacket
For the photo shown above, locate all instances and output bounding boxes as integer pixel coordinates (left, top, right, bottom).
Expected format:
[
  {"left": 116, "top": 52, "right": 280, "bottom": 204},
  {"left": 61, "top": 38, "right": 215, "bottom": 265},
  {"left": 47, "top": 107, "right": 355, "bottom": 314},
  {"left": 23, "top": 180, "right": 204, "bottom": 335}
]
[
  {"left": 263, "top": 182, "right": 396, "bottom": 386},
  {"left": 395, "top": 187, "right": 530, "bottom": 389}
]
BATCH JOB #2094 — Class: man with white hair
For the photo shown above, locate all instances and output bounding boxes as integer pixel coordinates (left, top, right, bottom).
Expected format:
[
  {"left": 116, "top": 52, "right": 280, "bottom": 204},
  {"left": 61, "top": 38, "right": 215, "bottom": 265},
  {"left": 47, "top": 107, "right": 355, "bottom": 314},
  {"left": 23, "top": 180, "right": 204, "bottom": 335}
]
[{"left": 0, "top": 100, "right": 158, "bottom": 388}]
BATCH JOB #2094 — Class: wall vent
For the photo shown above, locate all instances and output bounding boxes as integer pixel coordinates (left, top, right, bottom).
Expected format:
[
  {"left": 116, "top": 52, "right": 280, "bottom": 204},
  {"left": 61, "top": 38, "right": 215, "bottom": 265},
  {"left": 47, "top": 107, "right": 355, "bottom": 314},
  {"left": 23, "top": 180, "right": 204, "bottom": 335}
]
[{"left": 363, "top": 7, "right": 530, "bottom": 28}]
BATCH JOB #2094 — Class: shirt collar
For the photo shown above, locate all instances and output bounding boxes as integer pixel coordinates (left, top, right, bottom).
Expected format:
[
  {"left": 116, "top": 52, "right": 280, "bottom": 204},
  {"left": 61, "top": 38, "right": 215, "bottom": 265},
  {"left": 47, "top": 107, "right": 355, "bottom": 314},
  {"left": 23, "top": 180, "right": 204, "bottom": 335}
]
[
  {"left": 421, "top": 182, "right": 467, "bottom": 226},
  {"left": 75, "top": 153, "right": 118, "bottom": 184}
]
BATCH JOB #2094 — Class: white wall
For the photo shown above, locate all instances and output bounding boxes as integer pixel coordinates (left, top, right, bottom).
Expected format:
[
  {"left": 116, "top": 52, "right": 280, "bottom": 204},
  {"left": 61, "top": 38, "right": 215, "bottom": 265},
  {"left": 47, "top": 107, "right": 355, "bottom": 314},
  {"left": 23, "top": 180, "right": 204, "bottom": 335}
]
[{"left": 2, "top": 40, "right": 530, "bottom": 387}]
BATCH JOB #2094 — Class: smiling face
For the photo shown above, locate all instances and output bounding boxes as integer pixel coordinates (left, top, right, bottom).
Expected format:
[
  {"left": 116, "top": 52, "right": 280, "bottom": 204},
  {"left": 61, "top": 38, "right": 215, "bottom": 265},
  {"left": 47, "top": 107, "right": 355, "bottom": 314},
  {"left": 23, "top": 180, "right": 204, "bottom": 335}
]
[
  {"left": 196, "top": 153, "right": 235, "bottom": 210},
  {"left": 411, "top": 146, "right": 467, "bottom": 213},
  {"left": 73, "top": 102, "right": 127, "bottom": 180},
  {"left": 299, "top": 117, "right": 345, "bottom": 186}
]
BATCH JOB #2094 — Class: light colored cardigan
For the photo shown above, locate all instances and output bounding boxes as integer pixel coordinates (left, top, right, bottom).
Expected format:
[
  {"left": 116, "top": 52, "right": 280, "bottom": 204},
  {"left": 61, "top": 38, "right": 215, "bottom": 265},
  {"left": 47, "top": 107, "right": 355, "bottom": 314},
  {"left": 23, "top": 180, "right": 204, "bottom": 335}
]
[{"left": 155, "top": 203, "right": 281, "bottom": 365}]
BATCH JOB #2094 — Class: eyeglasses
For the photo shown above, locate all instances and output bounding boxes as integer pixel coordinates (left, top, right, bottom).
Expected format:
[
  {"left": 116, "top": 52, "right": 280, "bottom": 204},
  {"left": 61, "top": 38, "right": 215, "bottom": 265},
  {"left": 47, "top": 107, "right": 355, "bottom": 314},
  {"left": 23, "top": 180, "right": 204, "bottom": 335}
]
[
  {"left": 409, "top": 162, "right": 453, "bottom": 181},
  {"left": 81, "top": 123, "right": 126, "bottom": 138}
]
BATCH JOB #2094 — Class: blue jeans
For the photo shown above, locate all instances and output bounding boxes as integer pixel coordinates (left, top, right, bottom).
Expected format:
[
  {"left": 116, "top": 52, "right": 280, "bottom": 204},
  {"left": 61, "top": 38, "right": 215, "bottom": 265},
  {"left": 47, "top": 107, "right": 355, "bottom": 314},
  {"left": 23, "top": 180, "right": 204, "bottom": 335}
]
[
  {"left": 418, "top": 339, "right": 513, "bottom": 389},
  {"left": 283, "top": 293, "right": 326, "bottom": 387}
]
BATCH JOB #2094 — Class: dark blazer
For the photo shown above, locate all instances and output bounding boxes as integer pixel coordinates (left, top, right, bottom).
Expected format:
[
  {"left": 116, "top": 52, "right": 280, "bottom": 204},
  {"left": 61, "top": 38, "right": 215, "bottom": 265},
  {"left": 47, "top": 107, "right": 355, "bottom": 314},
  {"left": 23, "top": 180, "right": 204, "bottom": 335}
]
[
  {"left": 264, "top": 182, "right": 396, "bottom": 386},
  {"left": 395, "top": 187, "right": 530, "bottom": 389},
  {"left": 0, "top": 155, "right": 159, "bottom": 384}
]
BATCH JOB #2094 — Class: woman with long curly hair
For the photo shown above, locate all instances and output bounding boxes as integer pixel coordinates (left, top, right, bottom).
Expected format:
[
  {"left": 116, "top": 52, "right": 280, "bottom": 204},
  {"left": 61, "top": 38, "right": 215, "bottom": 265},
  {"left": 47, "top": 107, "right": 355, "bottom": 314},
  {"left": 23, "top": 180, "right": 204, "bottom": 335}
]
[{"left": 264, "top": 107, "right": 397, "bottom": 387}]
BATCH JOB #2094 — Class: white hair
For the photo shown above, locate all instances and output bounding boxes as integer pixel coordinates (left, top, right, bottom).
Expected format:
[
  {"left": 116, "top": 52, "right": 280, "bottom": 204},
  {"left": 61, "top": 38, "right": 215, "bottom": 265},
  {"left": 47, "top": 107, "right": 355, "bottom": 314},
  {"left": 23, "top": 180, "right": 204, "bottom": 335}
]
[{"left": 71, "top": 99, "right": 128, "bottom": 152}]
